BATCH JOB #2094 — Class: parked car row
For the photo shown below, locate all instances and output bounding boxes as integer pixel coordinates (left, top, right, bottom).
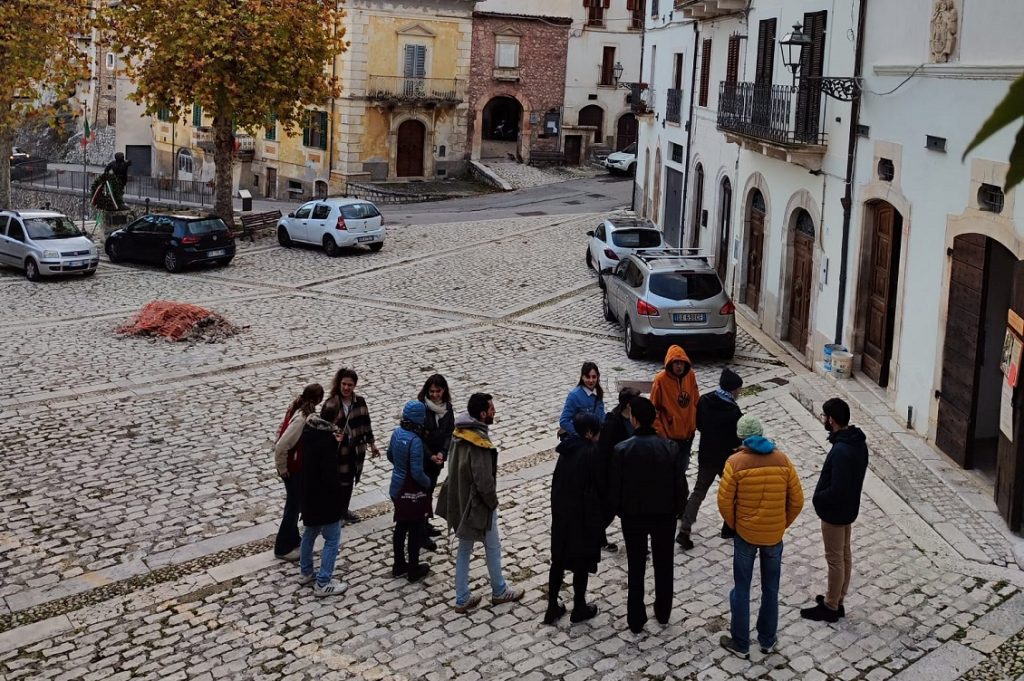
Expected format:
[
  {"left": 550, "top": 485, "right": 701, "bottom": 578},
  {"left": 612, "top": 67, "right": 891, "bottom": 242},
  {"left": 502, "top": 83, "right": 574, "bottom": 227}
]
[
  {"left": 0, "top": 197, "right": 388, "bottom": 281},
  {"left": 586, "top": 217, "right": 736, "bottom": 360}
]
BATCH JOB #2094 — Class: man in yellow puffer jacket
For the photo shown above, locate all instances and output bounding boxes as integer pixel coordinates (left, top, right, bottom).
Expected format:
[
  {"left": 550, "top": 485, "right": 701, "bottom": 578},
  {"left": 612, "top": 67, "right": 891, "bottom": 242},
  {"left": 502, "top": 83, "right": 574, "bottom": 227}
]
[{"left": 717, "top": 415, "right": 803, "bottom": 659}]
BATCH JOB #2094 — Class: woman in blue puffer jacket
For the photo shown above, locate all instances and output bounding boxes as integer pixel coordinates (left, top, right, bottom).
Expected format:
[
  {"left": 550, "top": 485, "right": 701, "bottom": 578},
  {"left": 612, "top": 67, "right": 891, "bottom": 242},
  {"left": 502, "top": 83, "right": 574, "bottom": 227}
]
[
  {"left": 558, "top": 361, "right": 607, "bottom": 438},
  {"left": 388, "top": 400, "right": 432, "bottom": 582}
]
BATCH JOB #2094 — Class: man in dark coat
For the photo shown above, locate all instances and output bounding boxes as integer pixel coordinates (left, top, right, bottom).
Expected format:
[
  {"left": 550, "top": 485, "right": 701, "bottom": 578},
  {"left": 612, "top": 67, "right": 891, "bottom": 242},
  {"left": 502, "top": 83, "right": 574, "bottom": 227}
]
[
  {"left": 610, "top": 397, "right": 689, "bottom": 634},
  {"left": 677, "top": 368, "right": 744, "bottom": 550},
  {"left": 298, "top": 400, "right": 347, "bottom": 597},
  {"left": 800, "top": 398, "right": 869, "bottom": 623},
  {"left": 595, "top": 386, "right": 640, "bottom": 553},
  {"left": 544, "top": 413, "right": 606, "bottom": 626}
]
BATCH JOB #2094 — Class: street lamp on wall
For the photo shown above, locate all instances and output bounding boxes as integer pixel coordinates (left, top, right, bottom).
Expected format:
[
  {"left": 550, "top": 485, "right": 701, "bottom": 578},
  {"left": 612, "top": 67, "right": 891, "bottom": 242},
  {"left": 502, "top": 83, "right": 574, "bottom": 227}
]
[
  {"left": 777, "top": 22, "right": 861, "bottom": 101},
  {"left": 613, "top": 61, "right": 625, "bottom": 84},
  {"left": 779, "top": 23, "right": 811, "bottom": 91}
]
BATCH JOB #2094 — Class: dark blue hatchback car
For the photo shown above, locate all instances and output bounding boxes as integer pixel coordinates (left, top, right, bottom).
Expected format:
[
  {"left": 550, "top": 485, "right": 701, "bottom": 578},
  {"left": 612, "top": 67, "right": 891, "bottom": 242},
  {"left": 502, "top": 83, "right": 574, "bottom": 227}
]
[{"left": 105, "top": 213, "right": 235, "bottom": 273}]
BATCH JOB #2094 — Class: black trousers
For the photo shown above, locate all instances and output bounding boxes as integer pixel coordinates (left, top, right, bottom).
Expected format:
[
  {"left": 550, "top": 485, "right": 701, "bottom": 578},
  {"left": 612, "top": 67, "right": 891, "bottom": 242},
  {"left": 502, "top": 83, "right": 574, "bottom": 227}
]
[
  {"left": 274, "top": 474, "right": 301, "bottom": 557},
  {"left": 548, "top": 563, "right": 590, "bottom": 610},
  {"left": 393, "top": 520, "right": 424, "bottom": 569},
  {"left": 339, "top": 472, "right": 355, "bottom": 515},
  {"left": 621, "top": 514, "right": 676, "bottom": 631}
]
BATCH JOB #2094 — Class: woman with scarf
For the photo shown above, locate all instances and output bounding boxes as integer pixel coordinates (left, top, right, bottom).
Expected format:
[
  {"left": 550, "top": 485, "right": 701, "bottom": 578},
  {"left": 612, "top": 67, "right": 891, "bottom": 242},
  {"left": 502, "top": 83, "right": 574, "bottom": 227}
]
[
  {"left": 327, "top": 367, "right": 380, "bottom": 523},
  {"left": 558, "top": 362, "right": 606, "bottom": 439},
  {"left": 418, "top": 374, "right": 455, "bottom": 550},
  {"left": 273, "top": 383, "right": 325, "bottom": 560}
]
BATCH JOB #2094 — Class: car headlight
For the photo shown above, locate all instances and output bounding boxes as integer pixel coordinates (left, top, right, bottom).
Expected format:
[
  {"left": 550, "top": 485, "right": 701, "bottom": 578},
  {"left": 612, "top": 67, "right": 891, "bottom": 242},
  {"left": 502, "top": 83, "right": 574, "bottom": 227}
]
[
  {"left": 42, "top": 250, "right": 60, "bottom": 259},
  {"left": 89, "top": 247, "right": 98, "bottom": 256}
]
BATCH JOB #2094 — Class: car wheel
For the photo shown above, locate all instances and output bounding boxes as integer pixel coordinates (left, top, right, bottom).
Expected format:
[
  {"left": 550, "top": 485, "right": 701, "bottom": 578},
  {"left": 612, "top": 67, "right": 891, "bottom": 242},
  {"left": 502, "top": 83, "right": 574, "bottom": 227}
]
[
  {"left": 278, "top": 226, "right": 291, "bottom": 247},
  {"left": 106, "top": 240, "right": 121, "bottom": 263},
  {"left": 323, "top": 235, "right": 340, "bottom": 257},
  {"left": 585, "top": 248, "right": 594, "bottom": 270},
  {"left": 719, "top": 343, "right": 736, "bottom": 360},
  {"left": 216, "top": 258, "right": 233, "bottom": 267},
  {"left": 368, "top": 242, "right": 383, "bottom": 253},
  {"left": 24, "top": 259, "right": 41, "bottom": 282},
  {"left": 163, "top": 250, "right": 181, "bottom": 273},
  {"left": 602, "top": 291, "right": 616, "bottom": 322},
  {"left": 624, "top": 319, "right": 643, "bottom": 359}
]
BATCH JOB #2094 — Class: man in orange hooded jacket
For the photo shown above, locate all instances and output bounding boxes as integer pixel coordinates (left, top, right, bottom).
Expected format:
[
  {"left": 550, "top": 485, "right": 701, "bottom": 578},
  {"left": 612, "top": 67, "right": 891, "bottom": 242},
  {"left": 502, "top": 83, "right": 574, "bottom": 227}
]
[{"left": 649, "top": 345, "right": 700, "bottom": 469}]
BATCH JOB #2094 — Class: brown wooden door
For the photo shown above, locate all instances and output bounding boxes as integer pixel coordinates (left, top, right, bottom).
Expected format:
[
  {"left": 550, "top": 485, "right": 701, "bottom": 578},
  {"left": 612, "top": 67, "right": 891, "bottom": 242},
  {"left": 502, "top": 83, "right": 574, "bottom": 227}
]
[
  {"left": 265, "top": 167, "right": 277, "bottom": 199},
  {"left": 616, "top": 114, "right": 638, "bottom": 151},
  {"left": 564, "top": 136, "right": 582, "bottom": 166},
  {"left": 716, "top": 179, "right": 732, "bottom": 281},
  {"left": 787, "top": 231, "right": 814, "bottom": 352},
  {"left": 862, "top": 204, "right": 901, "bottom": 385},
  {"left": 579, "top": 105, "right": 605, "bottom": 144},
  {"left": 396, "top": 120, "right": 425, "bottom": 177},
  {"left": 745, "top": 201, "right": 765, "bottom": 311},
  {"left": 997, "top": 260, "right": 1024, "bottom": 531},
  {"left": 936, "top": 234, "right": 988, "bottom": 468}
]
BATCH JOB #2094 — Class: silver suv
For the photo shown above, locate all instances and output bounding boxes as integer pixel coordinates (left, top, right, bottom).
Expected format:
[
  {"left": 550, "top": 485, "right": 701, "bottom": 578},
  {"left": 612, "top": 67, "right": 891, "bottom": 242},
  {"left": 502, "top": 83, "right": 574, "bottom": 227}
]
[
  {"left": 0, "top": 210, "right": 99, "bottom": 280},
  {"left": 601, "top": 249, "right": 736, "bottom": 359}
]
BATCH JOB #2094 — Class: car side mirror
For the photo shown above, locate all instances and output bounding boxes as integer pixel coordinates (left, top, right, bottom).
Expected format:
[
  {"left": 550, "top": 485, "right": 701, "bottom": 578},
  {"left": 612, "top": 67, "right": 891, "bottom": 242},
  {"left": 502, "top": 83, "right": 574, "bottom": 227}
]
[
  {"left": 287, "top": 212, "right": 295, "bottom": 218},
  {"left": 600, "top": 267, "right": 614, "bottom": 276},
  {"left": 586, "top": 230, "right": 595, "bottom": 237}
]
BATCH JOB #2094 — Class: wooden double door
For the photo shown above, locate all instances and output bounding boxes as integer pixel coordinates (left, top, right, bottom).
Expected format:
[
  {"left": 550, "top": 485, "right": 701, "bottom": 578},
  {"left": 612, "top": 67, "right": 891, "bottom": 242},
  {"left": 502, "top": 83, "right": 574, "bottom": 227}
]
[
  {"left": 861, "top": 204, "right": 902, "bottom": 386},
  {"left": 786, "top": 229, "right": 814, "bottom": 352},
  {"left": 396, "top": 120, "right": 425, "bottom": 177},
  {"left": 744, "top": 192, "right": 766, "bottom": 311}
]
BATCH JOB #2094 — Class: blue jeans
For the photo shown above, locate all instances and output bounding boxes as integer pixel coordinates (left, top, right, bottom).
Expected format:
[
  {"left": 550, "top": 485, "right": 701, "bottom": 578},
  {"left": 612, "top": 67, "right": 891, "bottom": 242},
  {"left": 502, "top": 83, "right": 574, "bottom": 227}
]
[
  {"left": 300, "top": 521, "right": 342, "bottom": 587},
  {"left": 729, "top": 535, "right": 783, "bottom": 652},
  {"left": 454, "top": 510, "right": 508, "bottom": 606}
]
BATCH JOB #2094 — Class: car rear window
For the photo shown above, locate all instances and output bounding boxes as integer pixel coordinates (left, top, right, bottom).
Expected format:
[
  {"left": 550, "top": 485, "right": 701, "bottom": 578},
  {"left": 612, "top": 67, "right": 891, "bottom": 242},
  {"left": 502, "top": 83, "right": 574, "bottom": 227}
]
[
  {"left": 339, "top": 203, "right": 381, "bottom": 220},
  {"left": 186, "top": 218, "right": 230, "bottom": 235},
  {"left": 612, "top": 229, "right": 662, "bottom": 248},
  {"left": 649, "top": 271, "right": 723, "bottom": 301}
]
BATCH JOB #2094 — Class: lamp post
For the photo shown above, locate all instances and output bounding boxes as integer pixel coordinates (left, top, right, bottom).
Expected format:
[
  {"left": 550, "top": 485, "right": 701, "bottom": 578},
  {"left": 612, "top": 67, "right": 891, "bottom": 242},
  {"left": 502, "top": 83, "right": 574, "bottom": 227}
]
[{"left": 777, "top": 22, "right": 861, "bottom": 101}]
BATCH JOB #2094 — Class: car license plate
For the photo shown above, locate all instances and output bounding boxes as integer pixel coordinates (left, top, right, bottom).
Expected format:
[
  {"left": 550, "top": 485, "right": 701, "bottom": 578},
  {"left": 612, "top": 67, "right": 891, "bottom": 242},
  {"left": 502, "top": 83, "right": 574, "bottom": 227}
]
[
  {"left": 207, "top": 249, "right": 226, "bottom": 257},
  {"left": 673, "top": 312, "right": 706, "bottom": 323},
  {"left": 357, "top": 236, "right": 375, "bottom": 243}
]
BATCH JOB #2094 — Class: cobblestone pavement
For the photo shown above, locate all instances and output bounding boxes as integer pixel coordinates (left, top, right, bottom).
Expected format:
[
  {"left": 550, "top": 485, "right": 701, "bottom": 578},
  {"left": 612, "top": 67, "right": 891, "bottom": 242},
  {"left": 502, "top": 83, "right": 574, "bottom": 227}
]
[{"left": 0, "top": 210, "right": 1022, "bottom": 680}]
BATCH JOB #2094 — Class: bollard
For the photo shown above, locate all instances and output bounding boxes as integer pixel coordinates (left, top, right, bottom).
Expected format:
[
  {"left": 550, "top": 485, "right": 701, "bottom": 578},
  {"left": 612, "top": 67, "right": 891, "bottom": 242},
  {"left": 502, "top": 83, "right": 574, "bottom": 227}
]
[{"left": 145, "top": 198, "right": 151, "bottom": 215}]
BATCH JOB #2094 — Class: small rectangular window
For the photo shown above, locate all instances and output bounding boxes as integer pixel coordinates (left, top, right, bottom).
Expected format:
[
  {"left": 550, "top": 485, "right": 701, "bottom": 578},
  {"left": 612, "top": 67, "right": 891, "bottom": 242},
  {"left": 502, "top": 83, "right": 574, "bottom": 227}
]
[
  {"left": 670, "top": 143, "right": 683, "bottom": 164},
  {"left": 106, "top": 52, "right": 115, "bottom": 70},
  {"left": 496, "top": 40, "right": 519, "bottom": 69},
  {"left": 303, "top": 110, "right": 328, "bottom": 150},
  {"left": 600, "top": 46, "right": 616, "bottom": 86},
  {"left": 265, "top": 113, "right": 277, "bottom": 141},
  {"left": 156, "top": 107, "right": 171, "bottom": 122},
  {"left": 192, "top": 103, "right": 202, "bottom": 128}
]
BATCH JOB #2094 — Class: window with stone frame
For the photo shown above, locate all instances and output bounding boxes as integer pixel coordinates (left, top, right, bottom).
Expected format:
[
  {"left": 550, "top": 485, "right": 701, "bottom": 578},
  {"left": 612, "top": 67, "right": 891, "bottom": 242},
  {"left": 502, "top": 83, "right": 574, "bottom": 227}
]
[
  {"left": 495, "top": 36, "right": 520, "bottom": 69},
  {"left": 585, "top": 0, "right": 609, "bottom": 26}
]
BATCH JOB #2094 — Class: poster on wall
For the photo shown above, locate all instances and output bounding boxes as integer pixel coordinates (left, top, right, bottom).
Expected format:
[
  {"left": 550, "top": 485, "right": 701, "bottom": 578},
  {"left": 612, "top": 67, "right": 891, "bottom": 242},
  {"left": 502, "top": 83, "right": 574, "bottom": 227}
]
[
  {"left": 1001, "top": 329, "right": 1015, "bottom": 375},
  {"left": 1010, "top": 336, "right": 1023, "bottom": 388},
  {"left": 1000, "top": 379, "right": 1015, "bottom": 441}
]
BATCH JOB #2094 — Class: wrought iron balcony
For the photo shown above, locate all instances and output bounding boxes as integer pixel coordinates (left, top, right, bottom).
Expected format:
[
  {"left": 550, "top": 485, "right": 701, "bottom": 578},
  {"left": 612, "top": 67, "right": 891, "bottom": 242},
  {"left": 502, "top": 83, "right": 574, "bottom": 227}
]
[
  {"left": 630, "top": 83, "right": 654, "bottom": 115},
  {"left": 666, "top": 88, "right": 683, "bottom": 124},
  {"left": 366, "top": 75, "right": 465, "bottom": 106}
]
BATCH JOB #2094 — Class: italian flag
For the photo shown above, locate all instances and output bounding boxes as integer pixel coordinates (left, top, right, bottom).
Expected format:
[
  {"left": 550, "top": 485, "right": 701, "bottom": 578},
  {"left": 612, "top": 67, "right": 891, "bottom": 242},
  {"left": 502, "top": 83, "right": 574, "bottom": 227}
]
[{"left": 80, "top": 112, "right": 95, "bottom": 147}]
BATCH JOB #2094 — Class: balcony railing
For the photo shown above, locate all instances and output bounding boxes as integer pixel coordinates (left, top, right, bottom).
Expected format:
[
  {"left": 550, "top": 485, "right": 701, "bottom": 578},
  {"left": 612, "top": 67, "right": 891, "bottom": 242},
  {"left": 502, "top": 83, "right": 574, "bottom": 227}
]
[
  {"left": 366, "top": 76, "right": 465, "bottom": 105},
  {"left": 630, "top": 83, "right": 654, "bottom": 115},
  {"left": 717, "top": 81, "right": 825, "bottom": 146},
  {"left": 666, "top": 88, "right": 683, "bottom": 124}
]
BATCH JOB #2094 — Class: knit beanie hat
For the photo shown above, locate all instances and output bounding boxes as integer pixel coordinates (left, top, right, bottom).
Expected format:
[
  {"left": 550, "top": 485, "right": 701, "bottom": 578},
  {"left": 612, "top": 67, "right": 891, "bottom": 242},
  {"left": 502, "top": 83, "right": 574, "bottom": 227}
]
[
  {"left": 719, "top": 368, "right": 743, "bottom": 392},
  {"left": 736, "top": 414, "right": 763, "bottom": 440}
]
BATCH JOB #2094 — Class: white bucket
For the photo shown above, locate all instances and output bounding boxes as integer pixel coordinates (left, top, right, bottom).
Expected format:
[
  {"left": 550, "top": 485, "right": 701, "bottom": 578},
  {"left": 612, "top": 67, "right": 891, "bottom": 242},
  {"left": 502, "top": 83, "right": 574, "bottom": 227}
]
[
  {"left": 831, "top": 351, "right": 853, "bottom": 379},
  {"left": 823, "top": 343, "right": 847, "bottom": 372}
]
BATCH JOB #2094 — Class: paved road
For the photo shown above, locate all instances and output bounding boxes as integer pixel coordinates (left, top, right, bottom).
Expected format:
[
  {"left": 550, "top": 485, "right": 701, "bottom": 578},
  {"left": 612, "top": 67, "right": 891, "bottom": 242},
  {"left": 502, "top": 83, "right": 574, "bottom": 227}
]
[{"left": 0, "top": 208, "right": 1022, "bottom": 680}]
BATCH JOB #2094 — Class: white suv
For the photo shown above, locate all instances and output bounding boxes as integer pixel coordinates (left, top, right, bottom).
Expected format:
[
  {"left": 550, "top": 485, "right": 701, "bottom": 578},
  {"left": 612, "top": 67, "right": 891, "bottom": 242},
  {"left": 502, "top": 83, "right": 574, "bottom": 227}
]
[
  {"left": 276, "top": 198, "right": 385, "bottom": 257},
  {"left": 0, "top": 210, "right": 99, "bottom": 280}
]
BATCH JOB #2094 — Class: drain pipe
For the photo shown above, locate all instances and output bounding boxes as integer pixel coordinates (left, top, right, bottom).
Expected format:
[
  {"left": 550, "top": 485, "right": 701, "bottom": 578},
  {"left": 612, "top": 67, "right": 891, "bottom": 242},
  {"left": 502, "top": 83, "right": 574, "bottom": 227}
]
[
  {"left": 679, "top": 21, "right": 700, "bottom": 247},
  {"left": 834, "top": 0, "right": 868, "bottom": 344}
]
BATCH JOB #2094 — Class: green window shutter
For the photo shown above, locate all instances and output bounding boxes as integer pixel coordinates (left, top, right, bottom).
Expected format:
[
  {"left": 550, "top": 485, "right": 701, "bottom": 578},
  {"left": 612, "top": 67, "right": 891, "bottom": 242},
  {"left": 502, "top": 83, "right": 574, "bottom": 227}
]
[
  {"left": 303, "top": 111, "right": 311, "bottom": 147},
  {"left": 319, "top": 111, "right": 328, "bottom": 150},
  {"left": 157, "top": 107, "right": 170, "bottom": 122},
  {"left": 192, "top": 103, "right": 202, "bottom": 127},
  {"left": 265, "top": 113, "right": 276, "bottom": 141}
]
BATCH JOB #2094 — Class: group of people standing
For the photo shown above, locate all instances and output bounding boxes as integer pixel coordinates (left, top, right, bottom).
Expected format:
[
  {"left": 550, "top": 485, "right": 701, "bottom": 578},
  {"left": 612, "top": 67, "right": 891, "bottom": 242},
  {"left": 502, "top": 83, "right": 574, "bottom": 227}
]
[{"left": 270, "top": 345, "right": 870, "bottom": 657}]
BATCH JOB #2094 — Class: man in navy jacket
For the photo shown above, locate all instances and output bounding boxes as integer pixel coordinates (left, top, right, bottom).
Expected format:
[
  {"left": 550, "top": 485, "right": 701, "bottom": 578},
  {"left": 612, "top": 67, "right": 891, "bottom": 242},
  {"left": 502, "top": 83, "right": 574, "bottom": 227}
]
[{"left": 801, "top": 398, "right": 869, "bottom": 623}]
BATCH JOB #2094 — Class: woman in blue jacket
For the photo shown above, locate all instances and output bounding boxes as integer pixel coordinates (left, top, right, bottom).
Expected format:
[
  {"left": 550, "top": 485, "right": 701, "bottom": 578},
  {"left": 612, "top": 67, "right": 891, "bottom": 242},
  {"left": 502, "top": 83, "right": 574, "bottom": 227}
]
[
  {"left": 559, "top": 361, "right": 606, "bottom": 438},
  {"left": 388, "top": 400, "right": 432, "bottom": 583}
]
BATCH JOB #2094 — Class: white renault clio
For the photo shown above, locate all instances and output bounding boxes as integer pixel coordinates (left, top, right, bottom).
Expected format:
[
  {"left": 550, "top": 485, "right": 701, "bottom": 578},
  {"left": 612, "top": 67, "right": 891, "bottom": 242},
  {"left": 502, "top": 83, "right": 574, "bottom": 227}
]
[
  {"left": 0, "top": 210, "right": 99, "bottom": 280},
  {"left": 276, "top": 198, "right": 385, "bottom": 257}
]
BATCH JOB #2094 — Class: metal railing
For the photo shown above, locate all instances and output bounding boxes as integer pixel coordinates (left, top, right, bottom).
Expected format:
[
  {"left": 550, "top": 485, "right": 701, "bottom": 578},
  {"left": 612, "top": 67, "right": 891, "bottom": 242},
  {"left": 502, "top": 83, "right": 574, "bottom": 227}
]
[
  {"left": 666, "top": 88, "right": 683, "bottom": 124},
  {"left": 365, "top": 75, "right": 465, "bottom": 104},
  {"left": 12, "top": 160, "right": 214, "bottom": 206},
  {"left": 630, "top": 83, "right": 654, "bottom": 115},
  {"left": 717, "top": 81, "right": 826, "bottom": 146}
]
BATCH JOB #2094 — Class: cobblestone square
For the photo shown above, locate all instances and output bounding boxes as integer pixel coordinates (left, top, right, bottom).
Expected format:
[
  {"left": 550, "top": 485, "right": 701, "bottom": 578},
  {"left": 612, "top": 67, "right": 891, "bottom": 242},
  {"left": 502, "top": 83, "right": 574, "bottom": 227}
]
[{"left": 0, "top": 210, "right": 1022, "bottom": 680}]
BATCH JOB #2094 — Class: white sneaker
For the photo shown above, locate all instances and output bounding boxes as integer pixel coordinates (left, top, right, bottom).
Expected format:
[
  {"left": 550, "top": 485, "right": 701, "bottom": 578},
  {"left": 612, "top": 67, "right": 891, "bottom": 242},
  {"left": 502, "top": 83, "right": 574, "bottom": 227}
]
[
  {"left": 314, "top": 580, "right": 348, "bottom": 597},
  {"left": 298, "top": 572, "right": 315, "bottom": 586},
  {"left": 276, "top": 549, "right": 301, "bottom": 562}
]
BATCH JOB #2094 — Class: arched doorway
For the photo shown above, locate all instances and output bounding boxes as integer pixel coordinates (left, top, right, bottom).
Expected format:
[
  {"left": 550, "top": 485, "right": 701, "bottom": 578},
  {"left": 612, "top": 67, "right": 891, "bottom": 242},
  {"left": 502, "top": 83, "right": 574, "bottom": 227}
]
[
  {"left": 578, "top": 105, "right": 605, "bottom": 145},
  {"left": 616, "top": 113, "right": 638, "bottom": 151},
  {"left": 396, "top": 120, "right": 426, "bottom": 177},
  {"left": 481, "top": 96, "right": 522, "bottom": 159},
  {"left": 744, "top": 189, "right": 766, "bottom": 311},
  {"left": 937, "top": 235, "right": 1019, "bottom": 478},
  {"left": 858, "top": 201, "right": 904, "bottom": 386},
  {"left": 716, "top": 177, "right": 732, "bottom": 281},
  {"left": 690, "top": 164, "right": 705, "bottom": 249},
  {"left": 786, "top": 209, "right": 815, "bottom": 353},
  {"left": 176, "top": 148, "right": 194, "bottom": 182}
]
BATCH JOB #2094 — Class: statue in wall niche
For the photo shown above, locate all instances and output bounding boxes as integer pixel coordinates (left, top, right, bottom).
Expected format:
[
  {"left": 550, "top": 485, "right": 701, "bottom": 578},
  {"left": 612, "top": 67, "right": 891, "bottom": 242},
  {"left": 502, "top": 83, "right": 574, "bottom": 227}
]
[{"left": 930, "top": 0, "right": 959, "bottom": 63}]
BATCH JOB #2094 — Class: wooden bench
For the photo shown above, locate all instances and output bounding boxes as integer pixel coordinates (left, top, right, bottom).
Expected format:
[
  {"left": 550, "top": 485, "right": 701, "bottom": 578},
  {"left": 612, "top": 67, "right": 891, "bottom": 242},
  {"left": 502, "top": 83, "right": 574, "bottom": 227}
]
[
  {"left": 238, "top": 210, "right": 282, "bottom": 243},
  {"left": 528, "top": 150, "right": 567, "bottom": 167}
]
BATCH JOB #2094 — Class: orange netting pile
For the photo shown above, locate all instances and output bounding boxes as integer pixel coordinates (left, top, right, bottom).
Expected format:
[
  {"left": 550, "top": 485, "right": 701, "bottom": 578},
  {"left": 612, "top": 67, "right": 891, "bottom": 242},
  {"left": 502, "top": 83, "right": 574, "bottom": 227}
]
[{"left": 116, "top": 300, "right": 241, "bottom": 343}]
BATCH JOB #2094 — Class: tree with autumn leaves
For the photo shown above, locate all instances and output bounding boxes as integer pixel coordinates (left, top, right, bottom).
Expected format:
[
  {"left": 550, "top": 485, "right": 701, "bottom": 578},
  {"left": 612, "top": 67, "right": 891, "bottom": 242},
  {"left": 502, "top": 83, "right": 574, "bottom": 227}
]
[
  {"left": 104, "top": 0, "right": 347, "bottom": 225},
  {"left": 0, "top": 0, "right": 91, "bottom": 209}
]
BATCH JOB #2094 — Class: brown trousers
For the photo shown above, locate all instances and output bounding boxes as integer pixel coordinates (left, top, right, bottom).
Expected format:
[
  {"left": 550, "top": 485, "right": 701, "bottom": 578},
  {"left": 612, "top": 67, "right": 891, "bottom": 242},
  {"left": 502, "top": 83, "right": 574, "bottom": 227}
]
[{"left": 821, "top": 520, "right": 853, "bottom": 610}]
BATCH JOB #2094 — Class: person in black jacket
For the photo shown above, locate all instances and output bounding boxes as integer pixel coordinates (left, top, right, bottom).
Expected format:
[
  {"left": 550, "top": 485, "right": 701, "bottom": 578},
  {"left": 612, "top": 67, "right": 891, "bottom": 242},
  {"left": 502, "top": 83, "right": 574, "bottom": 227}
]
[
  {"left": 610, "top": 397, "right": 688, "bottom": 634},
  {"left": 544, "top": 413, "right": 606, "bottom": 626},
  {"left": 800, "top": 398, "right": 869, "bottom": 623},
  {"left": 595, "top": 386, "right": 640, "bottom": 553},
  {"left": 298, "top": 400, "right": 348, "bottom": 598},
  {"left": 418, "top": 374, "right": 455, "bottom": 549},
  {"left": 677, "top": 368, "right": 744, "bottom": 550}
]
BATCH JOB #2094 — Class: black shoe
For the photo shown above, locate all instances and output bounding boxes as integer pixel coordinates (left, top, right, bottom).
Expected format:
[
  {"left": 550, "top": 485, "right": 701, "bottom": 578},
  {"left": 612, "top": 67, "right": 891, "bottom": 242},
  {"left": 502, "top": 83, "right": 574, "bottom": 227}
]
[
  {"left": 676, "top": 533, "right": 694, "bottom": 551},
  {"left": 719, "top": 635, "right": 749, "bottom": 659},
  {"left": 342, "top": 510, "right": 361, "bottom": 524},
  {"left": 602, "top": 542, "right": 619, "bottom": 553},
  {"left": 656, "top": 614, "right": 670, "bottom": 625},
  {"left": 570, "top": 603, "right": 598, "bottom": 623},
  {"left": 542, "top": 603, "right": 567, "bottom": 625},
  {"left": 407, "top": 565, "right": 431, "bottom": 583},
  {"left": 423, "top": 539, "right": 438, "bottom": 552},
  {"left": 800, "top": 602, "right": 839, "bottom": 623},
  {"left": 627, "top": 618, "right": 647, "bottom": 634},
  {"left": 392, "top": 563, "right": 408, "bottom": 578},
  {"left": 816, "top": 594, "right": 845, "bottom": 618},
  {"left": 426, "top": 525, "right": 443, "bottom": 537}
]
